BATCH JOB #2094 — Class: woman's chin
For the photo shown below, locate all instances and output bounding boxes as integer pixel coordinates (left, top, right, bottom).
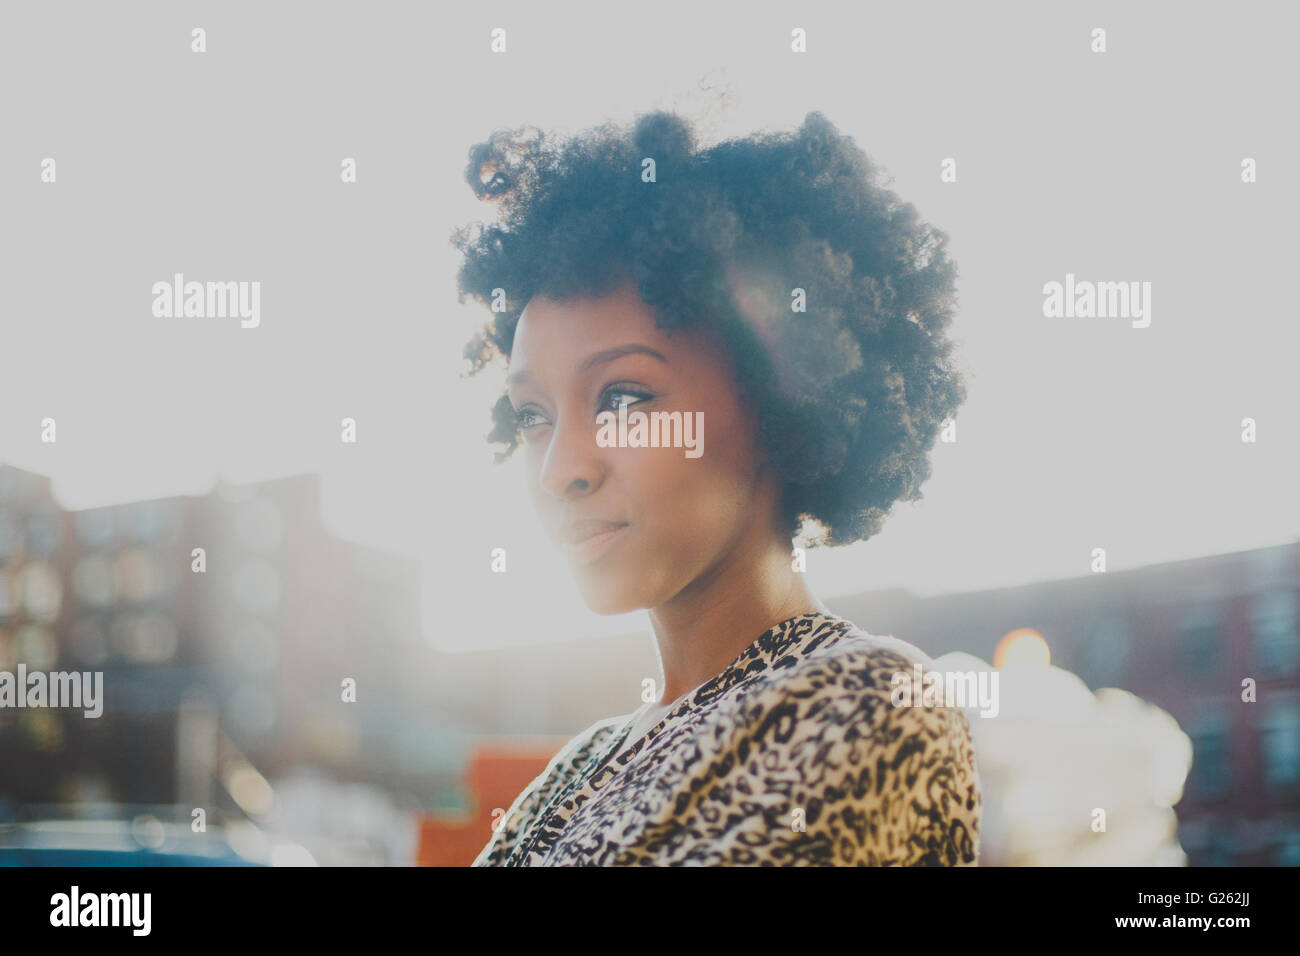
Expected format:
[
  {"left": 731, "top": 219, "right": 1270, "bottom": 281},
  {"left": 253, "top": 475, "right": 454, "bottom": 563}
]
[
  {"left": 576, "top": 591, "right": 641, "bottom": 616},
  {"left": 572, "top": 575, "right": 647, "bottom": 616}
]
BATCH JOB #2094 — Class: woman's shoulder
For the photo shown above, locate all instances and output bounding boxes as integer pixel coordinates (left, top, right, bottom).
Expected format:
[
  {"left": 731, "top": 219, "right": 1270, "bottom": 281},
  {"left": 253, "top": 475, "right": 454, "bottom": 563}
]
[
  {"left": 748, "top": 616, "right": 972, "bottom": 731},
  {"left": 740, "top": 612, "right": 940, "bottom": 703},
  {"left": 609, "top": 611, "right": 981, "bottom": 865},
  {"left": 698, "top": 613, "right": 982, "bottom": 864},
  {"left": 735, "top": 618, "right": 977, "bottom": 753}
]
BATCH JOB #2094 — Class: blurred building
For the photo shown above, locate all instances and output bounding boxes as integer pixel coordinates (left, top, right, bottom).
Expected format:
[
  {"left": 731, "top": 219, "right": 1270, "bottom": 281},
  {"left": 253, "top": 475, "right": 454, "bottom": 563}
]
[
  {"left": 828, "top": 540, "right": 1300, "bottom": 866},
  {"left": 0, "top": 463, "right": 451, "bottom": 841}
]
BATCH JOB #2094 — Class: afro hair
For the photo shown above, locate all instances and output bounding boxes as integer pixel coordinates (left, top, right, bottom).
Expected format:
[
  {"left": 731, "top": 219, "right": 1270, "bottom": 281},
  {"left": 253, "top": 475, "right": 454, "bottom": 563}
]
[{"left": 451, "top": 109, "right": 968, "bottom": 548}]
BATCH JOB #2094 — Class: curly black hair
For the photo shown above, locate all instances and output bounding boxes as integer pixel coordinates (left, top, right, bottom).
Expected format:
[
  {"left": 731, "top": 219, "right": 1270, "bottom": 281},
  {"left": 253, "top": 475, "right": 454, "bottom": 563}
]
[{"left": 451, "top": 110, "right": 968, "bottom": 548}]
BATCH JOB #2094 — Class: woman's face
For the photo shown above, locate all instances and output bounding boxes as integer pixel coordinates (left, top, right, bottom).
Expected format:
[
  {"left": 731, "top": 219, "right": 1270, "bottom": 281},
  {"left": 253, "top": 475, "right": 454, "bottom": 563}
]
[{"left": 506, "top": 279, "right": 771, "bottom": 614}]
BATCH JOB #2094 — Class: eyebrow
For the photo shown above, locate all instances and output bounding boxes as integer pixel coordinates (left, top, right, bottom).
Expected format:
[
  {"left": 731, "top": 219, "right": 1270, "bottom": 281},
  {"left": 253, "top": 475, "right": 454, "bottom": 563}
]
[{"left": 506, "top": 343, "right": 669, "bottom": 388}]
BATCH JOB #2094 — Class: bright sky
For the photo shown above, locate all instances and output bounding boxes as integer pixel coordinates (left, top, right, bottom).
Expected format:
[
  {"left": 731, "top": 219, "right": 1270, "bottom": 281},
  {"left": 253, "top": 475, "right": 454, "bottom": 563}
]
[{"left": 4, "top": 5, "right": 1296, "bottom": 652}]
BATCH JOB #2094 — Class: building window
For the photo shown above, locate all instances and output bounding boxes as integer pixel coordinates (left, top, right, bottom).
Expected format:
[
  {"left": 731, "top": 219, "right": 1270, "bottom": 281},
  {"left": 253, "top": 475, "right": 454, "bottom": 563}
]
[
  {"left": 1202, "top": 823, "right": 1237, "bottom": 866},
  {"left": 1082, "top": 612, "right": 1131, "bottom": 688},
  {"left": 125, "top": 500, "right": 176, "bottom": 543},
  {"left": 1187, "top": 711, "right": 1230, "bottom": 800},
  {"left": 73, "top": 554, "right": 117, "bottom": 607},
  {"left": 235, "top": 497, "right": 283, "bottom": 553},
  {"left": 70, "top": 616, "right": 109, "bottom": 666},
  {"left": 109, "top": 611, "right": 179, "bottom": 664},
  {"left": 1259, "top": 700, "right": 1300, "bottom": 795},
  {"left": 0, "top": 509, "right": 19, "bottom": 561},
  {"left": 233, "top": 557, "right": 281, "bottom": 615},
  {"left": 1178, "top": 603, "right": 1223, "bottom": 679},
  {"left": 15, "top": 623, "right": 58, "bottom": 669},
  {"left": 1275, "top": 827, "right": 1300, "bottom": 866},
  {"left": 18, "top": 561, "right": 62, "bottom": 623},
  {"left": 1247, "top": 545, "right": 1293, "bottom": 591},
  {"left": 1251, "top": 590, "right": 1299, "bottom": 678},
  {"left": 0, "top": 569, "right": 14, "bottom": 620},
  {"left": 74, "top": 508, "right": 116, "bottom": 549},
  {"left": 25, "top": 507, "right": 63, "bottom": 559}
]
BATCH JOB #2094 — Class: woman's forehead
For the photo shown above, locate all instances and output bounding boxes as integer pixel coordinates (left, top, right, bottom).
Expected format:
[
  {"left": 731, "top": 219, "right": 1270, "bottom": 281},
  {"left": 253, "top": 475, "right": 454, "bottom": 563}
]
[
  {"left": 513, "top": 290, "right": 671, "bottom": 366},
  {"left": 510, "top": 282, "right": 735, "bottom": 386}
]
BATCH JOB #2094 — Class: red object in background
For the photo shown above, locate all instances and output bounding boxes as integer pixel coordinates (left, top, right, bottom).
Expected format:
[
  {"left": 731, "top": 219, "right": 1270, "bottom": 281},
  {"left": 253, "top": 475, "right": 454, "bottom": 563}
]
[{"left": 416, "top": 737, "right": 569, "bottom": 866}]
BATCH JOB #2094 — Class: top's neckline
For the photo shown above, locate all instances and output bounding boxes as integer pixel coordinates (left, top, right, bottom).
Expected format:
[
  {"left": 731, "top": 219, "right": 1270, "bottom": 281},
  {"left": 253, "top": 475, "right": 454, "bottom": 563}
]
[
  {"left": 508, "top": 608, "right": 854, "bottom": 865},
  {"left": 589, "top": 608, "right": 849, "bottom": 779}
]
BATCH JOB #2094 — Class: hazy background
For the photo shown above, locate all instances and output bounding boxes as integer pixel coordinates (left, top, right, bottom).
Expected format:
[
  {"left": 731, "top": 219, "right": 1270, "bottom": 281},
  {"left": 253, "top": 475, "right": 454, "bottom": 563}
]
[
  {"left": 2, "top": 1, "right": 1295, "bottom": 652},
  {"left": 1, "top": 1, "right": 1297, "bottom": 867}
]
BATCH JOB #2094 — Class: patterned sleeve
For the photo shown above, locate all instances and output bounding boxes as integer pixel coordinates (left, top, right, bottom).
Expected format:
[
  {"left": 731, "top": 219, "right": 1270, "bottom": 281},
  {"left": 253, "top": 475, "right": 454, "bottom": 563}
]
[
  {"left": 674, "top": 649, "right": 982, "bottom": 866},
  {"left": 470, "top": 765, "right": 548, "bottom": 867},
  {"left": 470, "top": 717, "right": 624, "bottom": 866}
]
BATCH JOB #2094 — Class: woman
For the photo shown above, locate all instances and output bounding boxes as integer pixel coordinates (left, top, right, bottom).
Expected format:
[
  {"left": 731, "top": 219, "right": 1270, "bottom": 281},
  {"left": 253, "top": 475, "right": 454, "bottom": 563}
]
[{"left": 454, "top": 110, "right": 980, "bottom": 866}]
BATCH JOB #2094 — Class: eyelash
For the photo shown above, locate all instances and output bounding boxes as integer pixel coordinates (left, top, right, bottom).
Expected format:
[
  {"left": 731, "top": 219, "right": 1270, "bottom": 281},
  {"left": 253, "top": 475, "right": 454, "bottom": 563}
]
[{"left": 514, "top": 384, "right": 653, "bottom": 431}]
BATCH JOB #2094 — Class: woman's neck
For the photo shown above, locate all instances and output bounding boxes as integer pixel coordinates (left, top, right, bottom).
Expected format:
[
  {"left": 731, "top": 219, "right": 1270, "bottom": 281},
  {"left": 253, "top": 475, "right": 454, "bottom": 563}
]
[{"left": 645, "top": 536, "right": 826, "bottom": 705}]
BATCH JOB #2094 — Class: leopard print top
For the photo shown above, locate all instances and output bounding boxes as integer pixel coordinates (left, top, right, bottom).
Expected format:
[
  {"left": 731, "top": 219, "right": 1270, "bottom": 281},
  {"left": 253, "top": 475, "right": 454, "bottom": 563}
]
[{"left": 471, "top": 610, "right": 981, "bottom": 866}]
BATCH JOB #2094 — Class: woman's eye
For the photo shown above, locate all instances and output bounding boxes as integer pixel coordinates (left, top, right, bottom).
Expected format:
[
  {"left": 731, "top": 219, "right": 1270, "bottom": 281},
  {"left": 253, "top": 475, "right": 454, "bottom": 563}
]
[
  {"left": 514, "top": 388, "right": 651, "bottom": 431},
  {"left": 600, "top": 388, "right": 652, "bottom": 414},
  {"left": 515, "top": 407, "right": 545, "bottom": 430}
]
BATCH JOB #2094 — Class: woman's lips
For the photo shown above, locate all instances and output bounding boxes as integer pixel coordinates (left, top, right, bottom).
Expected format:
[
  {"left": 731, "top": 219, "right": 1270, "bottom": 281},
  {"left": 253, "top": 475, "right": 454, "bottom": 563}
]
[{"left": 564, "top": 523, "right": 629, "bottom": 565}]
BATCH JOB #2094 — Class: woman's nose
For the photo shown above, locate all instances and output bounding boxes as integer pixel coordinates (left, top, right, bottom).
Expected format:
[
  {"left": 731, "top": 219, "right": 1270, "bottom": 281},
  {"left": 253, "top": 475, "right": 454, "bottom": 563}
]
[{"left": 537, "top": 413, "right": 604, "bottom": 500}]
